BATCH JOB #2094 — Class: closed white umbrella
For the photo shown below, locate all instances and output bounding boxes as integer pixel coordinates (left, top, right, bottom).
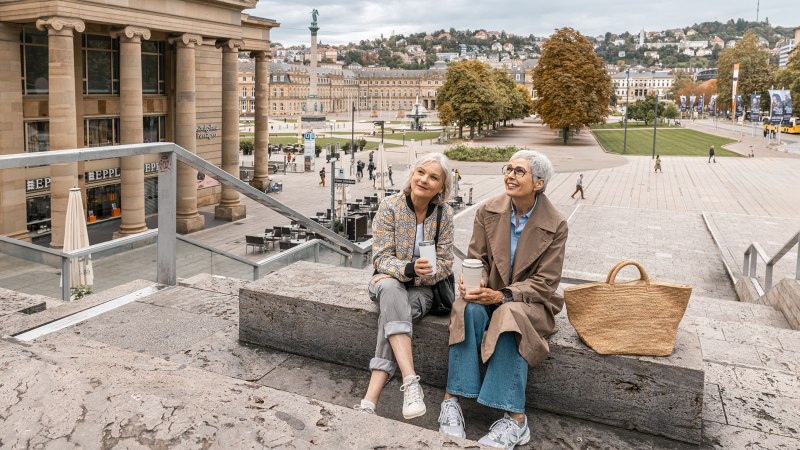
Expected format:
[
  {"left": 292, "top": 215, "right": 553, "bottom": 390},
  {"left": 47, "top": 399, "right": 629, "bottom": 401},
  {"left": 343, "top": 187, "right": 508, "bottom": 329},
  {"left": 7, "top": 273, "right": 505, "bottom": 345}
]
[{"left": 62, "top": 187, "right": 93, "bottom": 297}]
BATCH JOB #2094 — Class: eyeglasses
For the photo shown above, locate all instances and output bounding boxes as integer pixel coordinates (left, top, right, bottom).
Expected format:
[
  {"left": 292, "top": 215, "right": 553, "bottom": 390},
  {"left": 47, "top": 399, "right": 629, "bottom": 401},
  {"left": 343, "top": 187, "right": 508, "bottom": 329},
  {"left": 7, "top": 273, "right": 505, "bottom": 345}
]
[{"left": 502, "top": 164, "right": 528, "bottom": 179}]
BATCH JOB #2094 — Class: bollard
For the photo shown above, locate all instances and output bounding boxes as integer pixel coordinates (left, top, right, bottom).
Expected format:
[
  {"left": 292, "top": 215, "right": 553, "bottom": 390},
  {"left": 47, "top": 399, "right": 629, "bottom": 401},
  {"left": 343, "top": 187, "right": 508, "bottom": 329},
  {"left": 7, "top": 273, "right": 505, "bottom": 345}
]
[{"left": 467, "top": 187, "right": 474, "bottom": 205}]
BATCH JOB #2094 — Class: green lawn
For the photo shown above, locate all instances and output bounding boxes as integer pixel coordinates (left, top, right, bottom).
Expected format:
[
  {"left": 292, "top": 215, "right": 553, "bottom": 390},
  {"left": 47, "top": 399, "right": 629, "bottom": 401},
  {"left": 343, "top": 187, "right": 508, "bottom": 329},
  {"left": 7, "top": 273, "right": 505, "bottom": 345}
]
[
  {"left": 383, "top": 131, "right": 443, "bottom": 141},
  {"left": 590, "top": 122, "right": 677, "bottom": 130},
  {"left": 591, "top": 128, "right": 740, "bottom": 157}
]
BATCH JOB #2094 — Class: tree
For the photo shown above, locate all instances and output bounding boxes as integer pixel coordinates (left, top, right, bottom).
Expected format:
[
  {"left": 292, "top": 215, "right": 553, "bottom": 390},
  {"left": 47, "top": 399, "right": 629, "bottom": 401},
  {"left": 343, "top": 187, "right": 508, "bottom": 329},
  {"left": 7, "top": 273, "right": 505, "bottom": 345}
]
[
  {"left": 716, "top": 32, "right": 773, "bottom": 114},
  {"left": 663, "top": 103, "right": 679, "bottom": 125},
  {"left": 773, "top": 51, "right": 800, "bottom": 109},
  {"left": 436, "top": 60, "right": 503, "bottom": 139},
  {"left": 531, "top": 27, "right": 611, "bottom": 144}
]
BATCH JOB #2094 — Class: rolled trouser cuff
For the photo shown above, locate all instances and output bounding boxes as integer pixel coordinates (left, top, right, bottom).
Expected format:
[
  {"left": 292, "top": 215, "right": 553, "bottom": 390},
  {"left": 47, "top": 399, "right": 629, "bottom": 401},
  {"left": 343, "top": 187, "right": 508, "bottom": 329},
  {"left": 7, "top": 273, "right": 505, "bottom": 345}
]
[
  {"left": 384, "top": 320, "right": 412, "bottom": 338},
  {"left": 369, "top": 357, "right": 397, "bottom": 378}
]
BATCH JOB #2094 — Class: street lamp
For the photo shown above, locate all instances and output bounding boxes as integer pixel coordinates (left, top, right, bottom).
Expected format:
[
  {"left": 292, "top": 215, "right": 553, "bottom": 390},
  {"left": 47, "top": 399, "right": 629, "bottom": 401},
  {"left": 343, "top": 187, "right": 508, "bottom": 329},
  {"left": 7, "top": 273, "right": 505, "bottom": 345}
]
[
  {"left": 623, "top": 69, "right": 630, "bottom": 154},
  {"left": 652, "top": 93, "right": 659, "bottom": 159}
]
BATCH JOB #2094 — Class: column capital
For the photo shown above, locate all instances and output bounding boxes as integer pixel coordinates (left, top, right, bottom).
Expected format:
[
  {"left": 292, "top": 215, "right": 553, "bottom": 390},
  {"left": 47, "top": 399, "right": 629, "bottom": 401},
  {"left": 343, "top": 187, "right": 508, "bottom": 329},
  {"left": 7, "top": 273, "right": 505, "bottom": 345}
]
[
  {"left": 168, "top": 33, "right": 203, "bottom": 48},
  {"left": 250, "top": 50, "right": 273, "bottom": 61},
  {"left": 217, "top": 39, "right": 244, "bottom": 52},
  {"left": 110, "top": 26, "right": 151, "bottom": 42},
  {"left": 35, "top": 16, "right": 85, "bottom": 34}
]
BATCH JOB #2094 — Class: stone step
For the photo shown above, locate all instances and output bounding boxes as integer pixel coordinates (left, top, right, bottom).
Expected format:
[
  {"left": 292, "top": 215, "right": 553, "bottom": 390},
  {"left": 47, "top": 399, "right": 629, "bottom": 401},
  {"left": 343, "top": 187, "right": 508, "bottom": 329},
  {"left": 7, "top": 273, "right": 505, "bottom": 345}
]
[
  {"left": 681, "top": 312, "right": 800, "bottom": 374},
  {"left": 239, "top": 261, "right": 705, "bottom": 444},
  {"left": 0, "top": 287, "right": 59, "bottom": 316},
  {"left": 685, "top": 295, "right": 793, "bottom": 329},
  {"left": 0, "top": 332, "right": 482, "bottom": 449}
]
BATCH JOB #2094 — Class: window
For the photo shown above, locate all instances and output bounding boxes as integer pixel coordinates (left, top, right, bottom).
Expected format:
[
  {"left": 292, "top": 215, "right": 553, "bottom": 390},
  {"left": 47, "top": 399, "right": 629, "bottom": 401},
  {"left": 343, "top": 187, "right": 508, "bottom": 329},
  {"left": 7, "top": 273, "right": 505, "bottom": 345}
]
[
  {"left": 26, "top": 195, "right": 51, "bottom": 233},
  {"left": 280, "top": 87, "right": 284, "bottom": 98},
  {"left": 24, "top": 121, "right": 49, "bottom": 152},
  {"left": 82, "top": 34, "right": 119, "bottom": 94},
  {"left": 241, "top": 101, "right": 246, "bottom": 113},
  {"left": 272, "top": 88, "right": 277, "bottom": 97},
  {"left": 280, "top": 103, "right": 284, "bottom": 111},
  {"left": 242, "top": 87, "right": 247, "bottom": 97},
  {"left": 20, "top": 28, "right": 49, "bottom": 95},
  {"left": 84, "top": 118, "right": 119, "bottom": 147},
  {"left": 250, "top": 100, "right": 255, "bottom": 112},
  {"left": 86, "top": 184, "right": 121, "bottom": 220},
  {"left": 143, "top": 116, "right": 166, "bottom": 143},
  {"left": 272, "top": 103, "right": 277, "bottom": 111},
  {"left": 141, "top": 41, "right": 165, "bottom": 94},
  {"left": 251, "top": 87, "right": 256, "bottom": 97}
]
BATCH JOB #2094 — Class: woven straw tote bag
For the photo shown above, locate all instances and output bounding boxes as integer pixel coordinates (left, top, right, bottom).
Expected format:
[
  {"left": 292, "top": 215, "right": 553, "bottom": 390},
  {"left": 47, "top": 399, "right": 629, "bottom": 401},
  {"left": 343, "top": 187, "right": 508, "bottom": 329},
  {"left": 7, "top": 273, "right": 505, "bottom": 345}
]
[{"left": 563, "top": 259, "right": 692, "bottom": 356}]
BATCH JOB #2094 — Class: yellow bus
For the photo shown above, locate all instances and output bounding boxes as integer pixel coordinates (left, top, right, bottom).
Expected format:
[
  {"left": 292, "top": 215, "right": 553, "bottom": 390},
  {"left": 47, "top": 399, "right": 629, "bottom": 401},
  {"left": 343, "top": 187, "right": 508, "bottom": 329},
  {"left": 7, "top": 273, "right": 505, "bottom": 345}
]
[{"left": 763, "top": 117, "right": 800, "bottom": 135}]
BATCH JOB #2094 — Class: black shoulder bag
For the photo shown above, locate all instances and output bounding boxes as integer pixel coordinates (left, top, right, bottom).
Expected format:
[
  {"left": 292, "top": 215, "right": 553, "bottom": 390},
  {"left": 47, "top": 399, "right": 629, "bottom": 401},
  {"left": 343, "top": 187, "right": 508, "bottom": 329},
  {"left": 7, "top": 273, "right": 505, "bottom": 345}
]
[{"left": 429, "top": 206, "right": 455, "bottom": 315}]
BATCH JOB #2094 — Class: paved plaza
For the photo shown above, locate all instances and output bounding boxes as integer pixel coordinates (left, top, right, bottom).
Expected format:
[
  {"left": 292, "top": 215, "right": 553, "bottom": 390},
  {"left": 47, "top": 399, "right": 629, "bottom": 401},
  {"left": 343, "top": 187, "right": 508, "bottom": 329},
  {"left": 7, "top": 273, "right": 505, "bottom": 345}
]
[{"left": 2, "top": 119, "right": 800, "bottom": 448}]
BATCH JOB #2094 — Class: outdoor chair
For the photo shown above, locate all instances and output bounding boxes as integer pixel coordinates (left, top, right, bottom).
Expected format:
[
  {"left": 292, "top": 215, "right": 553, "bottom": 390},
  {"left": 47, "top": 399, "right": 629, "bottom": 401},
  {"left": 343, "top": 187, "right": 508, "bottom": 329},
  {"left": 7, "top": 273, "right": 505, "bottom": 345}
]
[
  {"left": 278, "top": 241, "right": 292, "bottom": 252},
  {"left": 245, "top": 235, "right": 268, "bottom": 254}
]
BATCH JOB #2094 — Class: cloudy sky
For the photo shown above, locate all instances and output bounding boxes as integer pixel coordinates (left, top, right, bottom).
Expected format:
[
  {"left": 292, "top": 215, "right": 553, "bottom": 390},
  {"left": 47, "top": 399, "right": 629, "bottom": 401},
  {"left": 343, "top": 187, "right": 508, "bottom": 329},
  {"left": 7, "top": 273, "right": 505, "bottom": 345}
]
[{"left": 246, "top": 1, "right": 799, "bottom": 47}]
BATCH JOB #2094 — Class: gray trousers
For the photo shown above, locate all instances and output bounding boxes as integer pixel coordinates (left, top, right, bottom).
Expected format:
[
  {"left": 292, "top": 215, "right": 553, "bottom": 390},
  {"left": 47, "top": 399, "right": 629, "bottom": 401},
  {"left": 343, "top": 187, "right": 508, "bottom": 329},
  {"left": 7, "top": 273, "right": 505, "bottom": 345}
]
[{"left": 368, "top": 277, "right": 433, "bottom": 378}]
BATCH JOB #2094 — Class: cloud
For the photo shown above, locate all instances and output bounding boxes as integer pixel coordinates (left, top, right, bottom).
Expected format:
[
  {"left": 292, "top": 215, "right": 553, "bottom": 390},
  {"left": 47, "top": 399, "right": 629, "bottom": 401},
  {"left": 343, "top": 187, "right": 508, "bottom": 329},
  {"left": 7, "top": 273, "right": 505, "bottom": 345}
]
[{"left": 247, "top": 1, "right": 800, "bottom": 46}]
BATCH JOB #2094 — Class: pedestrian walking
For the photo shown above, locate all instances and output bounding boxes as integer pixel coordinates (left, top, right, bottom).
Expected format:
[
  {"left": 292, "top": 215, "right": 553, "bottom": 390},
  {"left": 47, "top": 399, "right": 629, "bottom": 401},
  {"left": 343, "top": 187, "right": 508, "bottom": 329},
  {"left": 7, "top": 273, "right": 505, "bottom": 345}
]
[
  {"left": 356, "top": 160, "right": 364, "bottom": 181},
  {"left": 369, "top": 151, "right": 374, "bottom": 163},
  {"left": 654, "top": 155, "right": 662, "bottom": 173},
  {"left": 570, "top": 174, "right": 585, "bottom": 199},
  {"left": 388, "top": 165, "right": 394, "bottom": 186},
  {"left": 708, "top": 146, "right": 716, "bottom": 163},
  {"left": 748, "top": 146, "right": 755, "bottom": 158},
  {"left": 368, "top": 160, "right": 376, "bottom": 181},
  {"left": 319, "top": 167, "right": 326, "bottom": 187}
]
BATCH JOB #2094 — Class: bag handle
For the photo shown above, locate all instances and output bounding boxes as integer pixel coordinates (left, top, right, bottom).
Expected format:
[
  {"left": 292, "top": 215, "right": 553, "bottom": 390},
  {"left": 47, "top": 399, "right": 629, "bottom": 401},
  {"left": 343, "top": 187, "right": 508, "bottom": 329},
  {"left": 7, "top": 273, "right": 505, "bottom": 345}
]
[{"left": 605, "top": 259, "right": 650, "bottom": 285}]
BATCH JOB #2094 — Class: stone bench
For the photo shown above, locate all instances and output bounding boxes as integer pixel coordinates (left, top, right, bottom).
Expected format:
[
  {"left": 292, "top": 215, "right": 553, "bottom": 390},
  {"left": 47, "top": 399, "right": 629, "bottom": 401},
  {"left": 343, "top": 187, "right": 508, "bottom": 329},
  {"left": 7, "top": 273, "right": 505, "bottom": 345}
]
[{"left": 239, "top": 261, "right": 704, "bottom": 444}]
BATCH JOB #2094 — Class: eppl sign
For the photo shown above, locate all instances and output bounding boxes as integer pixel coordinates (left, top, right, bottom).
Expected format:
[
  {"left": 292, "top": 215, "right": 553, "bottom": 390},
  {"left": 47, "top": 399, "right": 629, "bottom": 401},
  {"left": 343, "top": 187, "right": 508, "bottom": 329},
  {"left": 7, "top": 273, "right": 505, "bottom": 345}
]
[{"left": 26, "top": 163, "right": 160, "bottom": 192}]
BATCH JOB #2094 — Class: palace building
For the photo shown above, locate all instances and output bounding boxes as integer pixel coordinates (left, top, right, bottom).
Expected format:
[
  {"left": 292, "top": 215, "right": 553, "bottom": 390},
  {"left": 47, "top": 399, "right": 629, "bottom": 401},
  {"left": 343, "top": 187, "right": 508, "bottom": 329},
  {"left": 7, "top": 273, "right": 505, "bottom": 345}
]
[{"left": 0, "top": 0, "right": 277, "bottom": 246}]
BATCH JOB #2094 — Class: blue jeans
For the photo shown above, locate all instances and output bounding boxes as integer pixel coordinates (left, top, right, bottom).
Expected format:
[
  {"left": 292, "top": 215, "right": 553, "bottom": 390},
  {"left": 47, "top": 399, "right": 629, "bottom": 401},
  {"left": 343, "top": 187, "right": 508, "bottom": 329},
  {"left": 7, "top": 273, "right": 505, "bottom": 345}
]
[{"left": 446, "top": 302, "right": 528, "bottom": 413}]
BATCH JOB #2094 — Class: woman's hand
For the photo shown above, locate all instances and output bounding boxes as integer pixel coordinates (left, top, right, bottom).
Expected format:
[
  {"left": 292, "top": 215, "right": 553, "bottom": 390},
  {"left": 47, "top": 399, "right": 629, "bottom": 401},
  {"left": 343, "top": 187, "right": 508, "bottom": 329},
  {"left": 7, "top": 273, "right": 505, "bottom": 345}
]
[
  {"left": 414, "top": 258, "right": 434, "bottom": 278},
  {"left": 459, "top": 274, "right": 502, "bottom": 304},
  {"left": 459, "top": 275, "right": 501, "bottom": 304}
]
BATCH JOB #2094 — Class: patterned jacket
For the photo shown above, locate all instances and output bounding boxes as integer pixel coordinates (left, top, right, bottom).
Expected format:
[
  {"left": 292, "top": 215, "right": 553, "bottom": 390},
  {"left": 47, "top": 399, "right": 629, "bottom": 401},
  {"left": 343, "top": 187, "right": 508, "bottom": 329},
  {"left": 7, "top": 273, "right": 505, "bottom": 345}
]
[{"left": 372, "top": 192, "right": 454, "bottom": 286}]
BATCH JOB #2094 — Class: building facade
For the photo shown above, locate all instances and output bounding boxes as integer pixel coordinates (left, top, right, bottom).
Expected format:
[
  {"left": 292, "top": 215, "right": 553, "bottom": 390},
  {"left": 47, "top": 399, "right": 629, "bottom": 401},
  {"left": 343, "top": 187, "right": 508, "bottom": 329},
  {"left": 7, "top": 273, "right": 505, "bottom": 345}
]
[
  {"left": 611, "top": 71, "right": 675, "bottom": 105},
  {"left": 0, "top": 0, "right": 277, "bottom": 245}
]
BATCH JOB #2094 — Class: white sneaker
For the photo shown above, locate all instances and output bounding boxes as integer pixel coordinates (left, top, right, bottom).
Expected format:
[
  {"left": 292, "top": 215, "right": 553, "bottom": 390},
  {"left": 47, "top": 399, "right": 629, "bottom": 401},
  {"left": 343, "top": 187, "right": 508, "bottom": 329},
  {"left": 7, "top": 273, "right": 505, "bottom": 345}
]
[
  {"left": 354, "top": 399, "right": 375, "bottom": 415},
  {"left": 438, "top": 397, "right": 466, "bottom": 438},
  {"left": 478, "top": 413, "right": 530, "bottom": 449},
  {"left": 400, "top": 374, "right": 426, "bottom": 419}
]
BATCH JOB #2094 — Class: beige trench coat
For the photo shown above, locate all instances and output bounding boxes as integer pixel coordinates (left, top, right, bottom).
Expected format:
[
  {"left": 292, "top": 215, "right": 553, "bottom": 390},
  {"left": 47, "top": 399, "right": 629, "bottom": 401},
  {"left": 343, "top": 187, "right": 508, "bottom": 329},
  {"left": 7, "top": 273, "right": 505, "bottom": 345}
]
[{"left": 448, "top": 193, "right": 568, "bottom": 367}]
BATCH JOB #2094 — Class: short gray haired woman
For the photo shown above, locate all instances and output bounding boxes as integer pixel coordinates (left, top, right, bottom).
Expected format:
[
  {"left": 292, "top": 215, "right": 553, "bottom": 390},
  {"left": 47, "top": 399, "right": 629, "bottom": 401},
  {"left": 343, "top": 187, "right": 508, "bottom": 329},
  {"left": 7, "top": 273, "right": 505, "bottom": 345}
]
[
  {"left": 438, "top": 150, "right": 568, "bottom": 449},
  {"left": 356, "top": 153, "right": 455, "bottom": 420}
]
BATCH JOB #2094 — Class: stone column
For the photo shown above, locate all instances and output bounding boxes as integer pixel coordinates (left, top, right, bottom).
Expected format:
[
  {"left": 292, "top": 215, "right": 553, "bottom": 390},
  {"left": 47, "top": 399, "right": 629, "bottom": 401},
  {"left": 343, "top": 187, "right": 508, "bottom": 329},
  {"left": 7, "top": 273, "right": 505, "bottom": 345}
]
[
  {"left": 113, "top": 26, "right": 151, "bottom": 237},
  {"left": 250, "top": 50, "right": 270, "bottom": 191},
  {"left": 36, "top": 17, "right": 85, "bottom": 249},
  {"left": 0, "top": 24, "right": 29, "bottom": 241},
  {"left": 169, "top": 33, "right": 204, "bottom": 234},
  {"left": 214, "top": 40, "right": 246, "bottom": 221}
]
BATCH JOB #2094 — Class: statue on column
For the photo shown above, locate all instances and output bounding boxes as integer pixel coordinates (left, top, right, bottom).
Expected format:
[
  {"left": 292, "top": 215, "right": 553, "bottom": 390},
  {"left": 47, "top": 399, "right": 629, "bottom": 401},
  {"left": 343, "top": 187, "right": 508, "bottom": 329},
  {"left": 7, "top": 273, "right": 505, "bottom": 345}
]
[{"left": 311, "top": 9, "right": 319, "bottom": 27}]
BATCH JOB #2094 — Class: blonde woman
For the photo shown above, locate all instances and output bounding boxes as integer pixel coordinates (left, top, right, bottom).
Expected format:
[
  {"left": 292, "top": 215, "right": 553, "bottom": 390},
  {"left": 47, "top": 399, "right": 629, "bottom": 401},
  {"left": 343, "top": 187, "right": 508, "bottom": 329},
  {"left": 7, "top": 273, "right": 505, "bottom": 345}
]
[{"left": 356, "top": 153, "right": 454, "bottom": 419}]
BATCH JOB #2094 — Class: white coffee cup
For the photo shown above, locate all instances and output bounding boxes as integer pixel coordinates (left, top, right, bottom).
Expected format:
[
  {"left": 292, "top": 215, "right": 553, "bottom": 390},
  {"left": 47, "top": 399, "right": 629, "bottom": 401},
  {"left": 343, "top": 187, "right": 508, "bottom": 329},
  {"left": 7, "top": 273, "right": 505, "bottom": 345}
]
[
  {"left": 462, "top": 259, "right": 484, "bottom": 293},
  {"left": 418, "top": 240, "right": 437, "bottom": 275}
]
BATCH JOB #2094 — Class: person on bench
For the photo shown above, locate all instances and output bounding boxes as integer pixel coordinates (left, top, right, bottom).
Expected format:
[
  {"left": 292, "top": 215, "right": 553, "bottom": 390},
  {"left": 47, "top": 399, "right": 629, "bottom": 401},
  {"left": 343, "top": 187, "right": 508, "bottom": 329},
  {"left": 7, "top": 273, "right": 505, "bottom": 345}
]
[
  {"left": 355, "top": 153, "right": 455, "bottom": 420},
  {"left": 438, "top": 150, "right": 567, "bottom": 449}
]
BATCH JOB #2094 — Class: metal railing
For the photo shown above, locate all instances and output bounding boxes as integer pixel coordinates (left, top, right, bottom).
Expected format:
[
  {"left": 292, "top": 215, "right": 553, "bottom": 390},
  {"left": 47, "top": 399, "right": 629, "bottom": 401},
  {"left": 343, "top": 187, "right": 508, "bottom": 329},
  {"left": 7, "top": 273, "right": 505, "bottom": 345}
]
[
  {"left": 743, "top": 231, "right": 800, "bottom": 295},
  {"left": 0, "top": 142, "right": 371, "bottom": 300}
]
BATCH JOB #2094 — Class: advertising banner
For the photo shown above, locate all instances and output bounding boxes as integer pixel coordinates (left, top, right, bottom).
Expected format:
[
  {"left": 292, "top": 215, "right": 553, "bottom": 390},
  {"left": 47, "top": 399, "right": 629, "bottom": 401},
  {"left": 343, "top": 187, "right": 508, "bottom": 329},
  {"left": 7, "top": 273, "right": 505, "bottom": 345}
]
[
  {"left": 769, "top": 89, "right": 784, "bottom": 124},
  {"left": 303, "top": 131, "right": 316, "bottom": 172},
  {"left": 708, "top": 95, "right": 717, "bottom": 115},
  {"left": 750, "top": 94, "right": 761, "bottom": 122},
  {"left": 699, "top": 95, "right": 705, "bottom": 114},
  {"left": 783, "top": 90, "right": 793, "bottom": 118},
  {"left": 689, "top": 95, "right": 697, "bottom": 111},
  {"left": 680, "top": 95, "right": 687, "bottom": 112},
  {"left": 735, "top": 95, "right": 744, "bottom": 118},
  {"left": 731, "top": 64, "right": 740, "bottom": 121}
]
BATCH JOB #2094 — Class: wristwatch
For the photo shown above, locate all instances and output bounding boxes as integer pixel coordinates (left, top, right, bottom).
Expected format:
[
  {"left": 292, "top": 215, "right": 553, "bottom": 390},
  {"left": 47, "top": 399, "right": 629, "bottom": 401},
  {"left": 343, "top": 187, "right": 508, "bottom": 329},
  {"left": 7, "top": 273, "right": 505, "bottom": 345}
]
[{"left": 501, "top": 289, "right": 513, "bottom": 303}]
